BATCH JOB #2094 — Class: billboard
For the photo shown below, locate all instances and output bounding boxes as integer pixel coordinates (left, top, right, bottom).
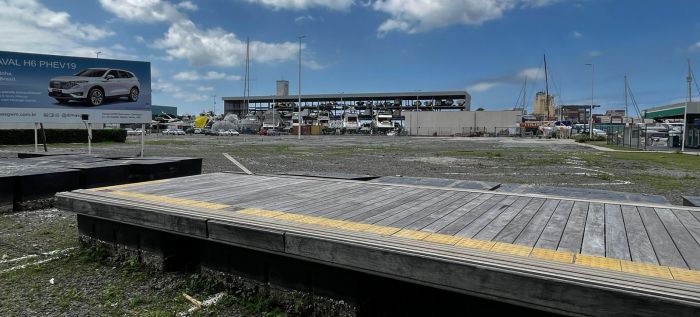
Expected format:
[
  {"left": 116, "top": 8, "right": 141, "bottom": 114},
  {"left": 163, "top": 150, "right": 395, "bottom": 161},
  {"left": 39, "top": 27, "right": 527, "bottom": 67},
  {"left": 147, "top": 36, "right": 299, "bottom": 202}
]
[{"left": 0, "top": 51, "right": 151, "bottom": 123}]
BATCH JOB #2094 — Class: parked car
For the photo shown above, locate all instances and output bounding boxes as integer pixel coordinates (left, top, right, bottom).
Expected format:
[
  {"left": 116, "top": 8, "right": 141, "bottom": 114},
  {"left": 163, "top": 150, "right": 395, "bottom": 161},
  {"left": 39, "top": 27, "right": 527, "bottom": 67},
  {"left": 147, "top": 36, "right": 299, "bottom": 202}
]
[
  {"left": 175, "top": 129, "right": 186, "bottom": 135},
  {"left": 217, "top": 129, "right": 239, "bottom": 136},
  {"left": 48, "top": 68, "right": 140, "bottom": 106},
  {"left": 580, "top": 128, "right": 607, "bottom": 137}
]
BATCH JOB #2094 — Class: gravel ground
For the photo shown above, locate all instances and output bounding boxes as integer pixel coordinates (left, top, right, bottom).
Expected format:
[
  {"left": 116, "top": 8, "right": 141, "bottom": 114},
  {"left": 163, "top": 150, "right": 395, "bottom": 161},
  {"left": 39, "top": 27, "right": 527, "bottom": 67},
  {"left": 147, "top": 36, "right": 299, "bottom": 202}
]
[{"left": 1, "top": 135, "right": 699, "bottom": 316}]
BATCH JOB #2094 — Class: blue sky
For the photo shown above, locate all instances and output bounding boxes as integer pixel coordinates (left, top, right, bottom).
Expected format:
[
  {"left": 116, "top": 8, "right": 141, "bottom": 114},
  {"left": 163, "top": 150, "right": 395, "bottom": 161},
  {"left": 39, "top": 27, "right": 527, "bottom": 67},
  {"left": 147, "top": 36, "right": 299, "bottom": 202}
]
[{"left": 2, "top": 0, "right": 700, "bottom": 115}]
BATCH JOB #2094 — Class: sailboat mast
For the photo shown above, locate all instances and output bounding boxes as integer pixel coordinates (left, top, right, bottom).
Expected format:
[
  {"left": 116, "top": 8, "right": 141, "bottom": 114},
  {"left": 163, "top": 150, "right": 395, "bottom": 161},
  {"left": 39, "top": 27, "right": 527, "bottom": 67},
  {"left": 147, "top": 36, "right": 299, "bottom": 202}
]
[
  {"left": 243, "top": 37, "right": 250, "bottom": 114},
  {"left": 544, "top": 54, "right": 550, "bottom": 120},
  {"left": 683, "top": 60, "right": 691, "bottom": 151},
  {"left": 624, "top": 75, "right": 628, "bottom": 119}
]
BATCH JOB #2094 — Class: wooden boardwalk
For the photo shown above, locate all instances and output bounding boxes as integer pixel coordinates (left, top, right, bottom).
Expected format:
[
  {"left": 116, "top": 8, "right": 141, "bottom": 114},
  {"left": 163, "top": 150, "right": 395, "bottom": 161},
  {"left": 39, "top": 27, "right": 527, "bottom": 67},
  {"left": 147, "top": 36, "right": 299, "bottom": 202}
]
[{"left": 57, "top": 172, "right": 700, "bottom": 316}]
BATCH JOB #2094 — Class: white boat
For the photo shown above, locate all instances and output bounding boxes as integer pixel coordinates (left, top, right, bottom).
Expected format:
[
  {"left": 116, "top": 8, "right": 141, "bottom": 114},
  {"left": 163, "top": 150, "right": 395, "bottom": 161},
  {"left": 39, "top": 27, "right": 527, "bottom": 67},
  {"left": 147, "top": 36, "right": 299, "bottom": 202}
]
[
  {"left": 239, "top": 112, "right": 262, "bottom": 133},
  {"left": 341, "top": 110, "right": 360, "bottom": 132},
  {"left": 262, "top": 109, "right": 283, "bottom": 129},
  {"left": 373, "top": 110, "right": 394, "bottom": 130}
]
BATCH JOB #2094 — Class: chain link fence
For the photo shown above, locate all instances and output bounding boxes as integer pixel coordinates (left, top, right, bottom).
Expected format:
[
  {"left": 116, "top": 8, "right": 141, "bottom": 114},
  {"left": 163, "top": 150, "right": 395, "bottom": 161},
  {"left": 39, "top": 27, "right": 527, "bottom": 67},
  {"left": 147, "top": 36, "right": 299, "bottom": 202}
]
[{"left": 414, "top": 127, "right": 523, "bottom": 137}]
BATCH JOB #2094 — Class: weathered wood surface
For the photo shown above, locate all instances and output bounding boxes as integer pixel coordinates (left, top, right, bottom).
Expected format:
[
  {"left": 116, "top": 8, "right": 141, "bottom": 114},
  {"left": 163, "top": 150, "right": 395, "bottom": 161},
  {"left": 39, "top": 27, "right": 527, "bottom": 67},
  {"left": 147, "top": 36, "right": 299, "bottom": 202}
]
[{"left": 56, "top": 172, "right": 700, "bottom": 317}]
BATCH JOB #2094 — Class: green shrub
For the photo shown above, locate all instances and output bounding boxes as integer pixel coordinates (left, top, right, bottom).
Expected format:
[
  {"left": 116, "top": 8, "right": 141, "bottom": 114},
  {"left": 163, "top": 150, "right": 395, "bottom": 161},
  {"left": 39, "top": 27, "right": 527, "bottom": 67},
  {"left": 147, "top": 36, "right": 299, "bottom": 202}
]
[
  {"left": 0, "top": 129, "right": 126, "bottom": 145},
  {"left": 574, "top": 134, "right": 606, "bottom": 143}
]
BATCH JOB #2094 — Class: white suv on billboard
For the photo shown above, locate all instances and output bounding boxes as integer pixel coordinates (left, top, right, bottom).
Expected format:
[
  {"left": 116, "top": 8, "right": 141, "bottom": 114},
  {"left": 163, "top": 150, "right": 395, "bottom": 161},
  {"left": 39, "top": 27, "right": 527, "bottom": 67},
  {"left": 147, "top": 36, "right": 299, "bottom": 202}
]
[{"left": 48, "top": 68, "right": 140, "bottom": 106}]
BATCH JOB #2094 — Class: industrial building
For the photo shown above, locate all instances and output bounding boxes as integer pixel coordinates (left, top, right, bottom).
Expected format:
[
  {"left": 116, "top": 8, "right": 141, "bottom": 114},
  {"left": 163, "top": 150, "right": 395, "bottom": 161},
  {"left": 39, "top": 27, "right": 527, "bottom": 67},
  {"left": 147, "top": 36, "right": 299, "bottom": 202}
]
[
  {"left": 222, "top": 91, "right": 472, "bottom": 118},
  {"left": 532, "top": 92, "right": 555, "bottom": 120},
  {"left": 403, "top": 110, "right": 523, "bottom": 136},
  {"left": 643, "top": 101, "right": 700, "bottom": 121},
  {"left": 558, "top": 105, "right": 599, "bottom": 123}
]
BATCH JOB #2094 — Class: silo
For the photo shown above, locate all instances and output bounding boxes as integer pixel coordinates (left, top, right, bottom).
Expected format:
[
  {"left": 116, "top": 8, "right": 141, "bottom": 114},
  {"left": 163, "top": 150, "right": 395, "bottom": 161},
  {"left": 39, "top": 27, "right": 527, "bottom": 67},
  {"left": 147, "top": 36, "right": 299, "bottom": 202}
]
[{"left": 276, "top": 80, "right": 289, "bottom": 97}]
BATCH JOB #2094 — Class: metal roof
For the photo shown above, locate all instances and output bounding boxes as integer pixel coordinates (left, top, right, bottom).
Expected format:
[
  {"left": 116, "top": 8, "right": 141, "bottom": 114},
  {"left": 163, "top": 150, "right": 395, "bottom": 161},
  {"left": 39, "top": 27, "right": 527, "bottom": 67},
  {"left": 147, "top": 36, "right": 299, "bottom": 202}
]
[
  {"left": 643, "top": 101, "right": 700, "bottom": 119},
  {"left": 222, "top": 91, "right": 470, "bottom": 103}
]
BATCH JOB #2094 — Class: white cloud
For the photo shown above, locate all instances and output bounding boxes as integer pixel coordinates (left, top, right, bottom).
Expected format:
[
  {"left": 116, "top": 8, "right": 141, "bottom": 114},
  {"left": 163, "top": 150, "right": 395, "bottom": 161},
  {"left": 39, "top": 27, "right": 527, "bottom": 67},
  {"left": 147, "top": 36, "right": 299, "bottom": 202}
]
[
  {"left": 517, "top": 67, "right": 542, "bottom": 80},
  {"left": 588, "top": 50, "right": 602, "bottom": 57},
  {"left": 572, "top": 30, "right": 583, "bottom": 38},
  {"left": 173, "top": 70, "right": 242, "bottom": 81},
  {"left": 295, "top": 14, "right": 316, "bottom": 23},
  {"left": 100, "top": 0, "right": 308, "bottom": 68},
  {"left": 155, "top": 20, "right": 301, "bottom": 67},
  {"left": 177, "top": 1, "right": 198, "bottom": 11},
  {"left": 468, "top": 82, "right": 501, "bottom": 92},
  {"left": 246, "top": 0, "right": 353, "bottom": 11},
  {"left": 0, "top": 0, "right": 115, "bottom": 57},
  {"left": 690, "top": 42, "right": 700, "bottom": 52},
  {"left": 197, "top": 86, "right": 214, "bottom": 92},
  {"left": 153, "top": 79, "right": 209, "bottom": 102},
  {"left": 467, "top": 67, "right": 542, "bottom": 93},
  {"left": 372, "top": 0, "right": 563, "bottom": 36},
  {"left": 303, "top": 59, "right": 327, "bottom": 70},
  {"left": 99, "top": 0, "right": 185, "bottom": 23}
]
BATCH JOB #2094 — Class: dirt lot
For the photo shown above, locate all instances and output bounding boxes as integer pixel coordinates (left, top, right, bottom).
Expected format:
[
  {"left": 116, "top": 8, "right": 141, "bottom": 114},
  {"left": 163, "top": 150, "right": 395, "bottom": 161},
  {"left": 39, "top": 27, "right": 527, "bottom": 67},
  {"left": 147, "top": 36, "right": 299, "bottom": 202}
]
[{"left": 1, "top": 135, "right": 699, "bottom": 316}]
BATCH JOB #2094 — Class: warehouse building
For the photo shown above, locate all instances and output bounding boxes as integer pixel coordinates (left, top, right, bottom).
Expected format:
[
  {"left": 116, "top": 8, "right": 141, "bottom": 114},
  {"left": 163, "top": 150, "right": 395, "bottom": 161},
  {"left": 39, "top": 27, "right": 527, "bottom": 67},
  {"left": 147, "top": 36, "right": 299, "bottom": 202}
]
[{"left": 223, "top": 91, "right": 472, "bottom": 118}]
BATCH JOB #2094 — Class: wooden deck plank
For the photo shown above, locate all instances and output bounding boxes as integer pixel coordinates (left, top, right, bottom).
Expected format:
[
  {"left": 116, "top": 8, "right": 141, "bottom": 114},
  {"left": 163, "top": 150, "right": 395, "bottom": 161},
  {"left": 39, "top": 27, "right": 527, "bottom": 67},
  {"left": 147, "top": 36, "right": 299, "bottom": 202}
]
[
  {"left": 456, "top": 196, "right": 520, "bottom": 238},
  {"left": 420, "top": 194, "right": 493, "bottom": 233},
  {"left": 343, "top": 188, "right": 432, "bottom": 222},
  {"left": 557, "top": 201, "right": 589, "bottom": 254},
  {"left": 535, "top": 200, "right": 575, "bottom": 250},
  {"left": 471, "top": 196, "right": 532, "bottom": 241},
  {"left": 581, "top": 202, "right": 606, "bottom": 256},
  {"left": 438, "top": 195, "right": 506, "bottom": 236},
  {"left": 493, "top": 198, "right": 546, "bottom": 244},
  {"left": 604, "top": 204, "right": 631, "bottom": 261},
  {"left": 674, "top": 209, "right": 700, "bottom": 246},
  {"left": 403, "top": 192, "right": 481, "bottom": 231},
  {"left": 335, "top": 188, "right": 428, "bottom": 221},
  {"left": 372, "top": 191, "right": 457, "bottom": 225},
  {"left": 655, "top": 208, "right": 700, "bottom": 270},
  {"left": 386, "top": 191, "right": 471, "bottom": 228},
  {"left": 514, "top": 199, "right": 560, "bottom": 247},
  {"left": 621, "top": 206, "right": 658, "bottom": 265},
  {"left": 638, "top": 207, "right": 688, "bottom": 269},
  {"left": 234, "top": 181, "right": 356, "bottom": 210},
  {"left": 308, "top": 186, "right": 399, "bottom": 218},
  {"left": 271, "top": 183, "right": 373, "bottom": 215}
]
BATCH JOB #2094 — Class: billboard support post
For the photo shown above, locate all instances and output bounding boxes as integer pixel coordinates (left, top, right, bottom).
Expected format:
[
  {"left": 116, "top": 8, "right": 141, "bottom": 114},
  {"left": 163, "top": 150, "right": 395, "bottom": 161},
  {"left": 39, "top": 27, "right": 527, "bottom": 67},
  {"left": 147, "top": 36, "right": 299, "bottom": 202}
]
[
  {"left": 33, "top": 123, "right": 38, "bottom": 152},
  {"left": 87, "top": 123, "right": 92, "bottom": 155},
  {"left": 140, "top": 123, "right": 145, "bottom": 157}
]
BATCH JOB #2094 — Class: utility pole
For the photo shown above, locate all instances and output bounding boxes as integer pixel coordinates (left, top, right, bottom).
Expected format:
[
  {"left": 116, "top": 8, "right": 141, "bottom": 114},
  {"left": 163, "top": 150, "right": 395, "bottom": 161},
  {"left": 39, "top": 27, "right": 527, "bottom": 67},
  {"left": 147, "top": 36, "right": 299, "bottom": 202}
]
[
  {"left": 683, "top": 60, "right": 692, "bottom": 152},
  {"left": 624, "top": 75, "right": 628, "bottom": 120},
  {"left": 297, "top": 35, "right": 305, "bottom": 140},
  {"left": 96, "top": 51, "right": 102, "bottom": 59},
  {"left": 544, "top": 55, "right": 550, "bottom": 120},
  {"left": 585, "top": 63, "right": 595, "bottom": 138}
]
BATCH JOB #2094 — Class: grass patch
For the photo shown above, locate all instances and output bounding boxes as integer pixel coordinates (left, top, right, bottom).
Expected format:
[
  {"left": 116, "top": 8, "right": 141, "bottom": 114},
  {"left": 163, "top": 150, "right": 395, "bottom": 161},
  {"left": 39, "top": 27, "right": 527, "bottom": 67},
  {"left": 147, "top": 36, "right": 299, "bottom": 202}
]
[
  {"left": 438, "top": 150, "right": 505, "bottom": 158},
  {"left": 629, "top": 174, "right": 700, "bottom": 191},
  {"left": 585, "top": 141, "right": 643, "bottom": 151},
  {"left": 140, "top": 140, "right": 195, "bottom": 146},
  {"left": 608, "top": 152, "right": 700, "bottom": 172}
]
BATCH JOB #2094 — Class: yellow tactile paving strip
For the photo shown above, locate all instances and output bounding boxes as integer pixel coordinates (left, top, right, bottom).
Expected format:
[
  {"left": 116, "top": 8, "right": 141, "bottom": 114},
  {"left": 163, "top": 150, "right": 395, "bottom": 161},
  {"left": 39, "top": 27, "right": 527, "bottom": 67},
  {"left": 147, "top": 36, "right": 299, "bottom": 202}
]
[
  {"left": 87, "top": 187, "right": 700, "bottom": 285},
  {"left": 109, "top": 191, "right": 230, "bottom": 210},
  {"left": 88, "top": 179, "right": 171, "bottom": 191},
  {"left": 237, "top": 207, "right": 700, "bottom": 284}
]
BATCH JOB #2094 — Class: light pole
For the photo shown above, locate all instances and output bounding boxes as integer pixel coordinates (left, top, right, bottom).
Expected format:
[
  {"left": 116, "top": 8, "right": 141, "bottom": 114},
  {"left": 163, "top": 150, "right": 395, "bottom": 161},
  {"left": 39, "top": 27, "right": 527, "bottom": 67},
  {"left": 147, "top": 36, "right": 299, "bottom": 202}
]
[
  {"left": 415, "top": 90, "right": 421, "bottom": 136},
  {"left": 95, "top": 51, "right": 102, "bottom": 59},
  {"left": 585, "top": 63, "right": 595, "bottom": 138},
  {"left": 297, "top": 35, "right": 305, "bottom": 140}
]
